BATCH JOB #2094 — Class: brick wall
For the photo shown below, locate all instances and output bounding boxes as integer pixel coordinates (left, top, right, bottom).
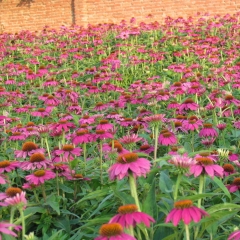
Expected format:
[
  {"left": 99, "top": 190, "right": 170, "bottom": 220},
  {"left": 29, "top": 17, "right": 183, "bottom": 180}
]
[{"left": 0, "top": 0, "right": 239, "bottom": 33}]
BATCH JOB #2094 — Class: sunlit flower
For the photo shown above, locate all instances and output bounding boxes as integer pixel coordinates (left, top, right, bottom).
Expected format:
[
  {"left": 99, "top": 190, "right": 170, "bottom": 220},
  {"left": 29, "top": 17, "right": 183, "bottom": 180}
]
[
  {"left": 108, "top": 152, "right": 151, "bottom": 180},
  {"left": 25, "top": 170, "right": 56, "bottom": 185},
  {"left": 55, "top": 144, "right": 82, "bottom": 161},
  {"left": 109, "top": 204, "right": 155, "bottom": 228},
  {"left": 165, "top": 199, "right": 208, "bottom": 226},
  {"left": 72, "top": 129, "right": 92, "bottom": 144},
  {"left": 93, "top": 130, "right": 113, "bottom": 141},
  {"left": 190, "top": 156, "right": 223, "bottom": 178}
]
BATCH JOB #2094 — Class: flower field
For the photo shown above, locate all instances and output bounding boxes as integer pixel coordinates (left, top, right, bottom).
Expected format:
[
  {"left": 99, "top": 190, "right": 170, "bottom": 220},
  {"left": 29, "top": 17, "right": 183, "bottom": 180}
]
[{"left": 0, "top": 12, "right": 240, "bottom": 240}]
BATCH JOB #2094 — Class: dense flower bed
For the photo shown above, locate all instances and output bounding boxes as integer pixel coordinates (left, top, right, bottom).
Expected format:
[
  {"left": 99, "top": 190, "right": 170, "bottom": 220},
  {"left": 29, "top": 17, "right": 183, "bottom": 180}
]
[{"left": 0, "top": 12, "right": 240, "bottom": 240}]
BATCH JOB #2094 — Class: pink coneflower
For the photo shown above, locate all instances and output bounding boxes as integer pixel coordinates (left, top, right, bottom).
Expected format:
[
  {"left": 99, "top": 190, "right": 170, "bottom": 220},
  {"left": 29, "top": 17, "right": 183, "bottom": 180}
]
[
  {"left": 56, "top": 144, "right": 82, "bottom": 160},
  {"left": 0, "top": 187, "right": 23, "bottom": 206},
  {"left": 199, "top": 123, "right": 218, "bottom": 138},
  {"left": 14, "top": 142, "right": 44, "bottom": 158},
  {"left": 109, "top": 204, "right": 155, "bottom": 228},
  {"left": 158, "top": 130, "right": 177, "bottom": 146},
  {"left": 182, "top": 116, "right": 203, "bottom": 131},
  {"left": 44, "top": 95, "right": 59, "bottom": 106},
  {"left": 119, "top": 118, "right": 134, "bottom": 127},
  {"left": 117, "top": 31, "right": 130, "bottom": 39},
  {"left": 108, "top": 152, "right": 151, "bottom": 180},
  {"left": 179, "top": 98, "right": 199, "bottom": 112},
  {"left": 119, "top": 134, "right": 142, "bottom": 145},
  {"left": 0, "top": 174, "right": 6, "bottom": 184},
  {"left": 31, "top": 108, "right": 51, "bottom": 117},
  {"left": 72, "top": 129, "right": 92, "bottom": 144},
  {"left": 201, "top": 137, "right": 216, "bottom": 147},
  {"left": 0, "top": 160, "right": 19, "bottom": 173},
  {"left": 190, "top": 156, "right": 223, "bottom": 178},
  {"left": 165, "top": 199, "right": 208, "bottom": 226},
  {"left": 67, "top": 173, "right": 91, "bottom": 181},
  {"left": 51, "top": 163, "right": 72, "bottom": 179},
  {"left": 79, "top": 115, "right": 95, "bottom": 125},
  {"left": 9, "top": 131, "right": 26, "bottom": 141},
  {"left": 228, "top": 152, "right": 239, "bottom": 162},
  {"left": 95, "top": 223, "right": 136, "bottom": 240},
  {"left": 169, "top": 154, "right": 195, "bottom": 174},
  {"left": 52, "top": 120, "right": 75, "bottom": 132},
  {"left": 106, "top": 112, "right": 123, "bottom": 120},
  {"left": 216, "top": 123, "right": 227, "bottom": 131},
  {"left": 96, "top": 120, "right": 113, "bottom": 131},
  {"left": 226, "top": 177, "right": 240, "bottom": 193},
  {"left": 68, "top": 103, "right": 82, "bottom": 114},
  {"left": 25, "top": 169, "right": 56, "bottom": 185},
  {"left": 228, "top": 230, "right": 240, "bottom": 240},
  {"left": 234, "top": 121, "right": 240, "bottom": 129},
  {"left": 23, "top": 127, "right": 40, "bottom": 138},
  {"left": 93, "top": 130, "right": 113, "bottom": 141},
  {"left": 224, "top": 94, "right": 240, "bottom": 106},
  {"left": 103, "top": 140, "right": 128, "bottom": 154},
  {"left": 223, "top": 164, "right": 235, "bottom": 176},
  {"left": 20, "top": 153, "right": 52, "bottom": 170},
  {"left": 94, "top": 102, "right": 109, "bottom": 111},
  {"left": 144, "top": 114, "right": 166, "bottom": 127},
  {"left": 0, "top": 222, "right": 22, "bottom": 239},
  {"left": 137, "top": 144, "right": 154, "bottom": 154},
  {"left": 167, "top": 101, "right": 180, "bottom": 110},
  {"left": 4, "top": 191, "right": 27, "bottom": 208}
]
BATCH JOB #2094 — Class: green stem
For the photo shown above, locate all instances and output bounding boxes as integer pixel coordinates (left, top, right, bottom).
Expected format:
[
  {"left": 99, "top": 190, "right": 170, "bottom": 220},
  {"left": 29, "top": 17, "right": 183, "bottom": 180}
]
[
  {"left": 41, "top": 184, "right": 47, "bottom": 202},
  {"left": 198, "top": 175, "right": 204, "bottom": 208},
  {"left": 128, "top": 173, "right": 141, "bottom": 210},
  {"left": 9, "top": 208, "right": 16, "bottom": 227},
  {"left": 33, "top": 189, "right": 39, "bottom": 203},
  {"left": 173, "top": 174, "right": 182, "bottom": 201},
  {"left": 127, "top": 226, "right": 135, "bottom": 237},
  {"left": 185, "top": 224, "right": 190, "bottom": 240},
  {"left": 44, "top": 137, "right": 51, "bottom": 160},
  {"left": 19, "top": 209, "right": 25, "bottom": 240},
  {"left": 99, "top": 141, "right": 103, "bottom": 185},
  {"left": 153, "top": 127, "right": 159, "bottom": 166},
  {"left": 191, "top": 131, "right": 195, "bottom": 152},
  {"left": 56, "top": 172, "right": 60, "bottom": 196}
]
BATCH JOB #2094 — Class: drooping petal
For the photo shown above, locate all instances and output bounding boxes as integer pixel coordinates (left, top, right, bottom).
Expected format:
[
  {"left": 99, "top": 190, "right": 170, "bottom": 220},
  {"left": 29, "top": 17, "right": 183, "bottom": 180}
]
[{"left": 182, "top": 208, "right": 192, "bottom": 225}]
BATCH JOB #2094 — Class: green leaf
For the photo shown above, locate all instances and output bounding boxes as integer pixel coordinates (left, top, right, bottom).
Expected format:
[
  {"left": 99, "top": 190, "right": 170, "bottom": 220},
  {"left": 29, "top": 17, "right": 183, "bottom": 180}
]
[
  {"left": 143, "top": 178, "right": 157, "bottom": 219},
  {"left": 45, "top": 195, "right": 60, "bottom": 215},
  {"left": 24, "top": 206, "right": 45, "bottom": 216},
  {"left": 59, "top": 183, "right": 74, "bottom": 193},
  {"left": 212, "top": 176, "right": 232, "bottom": 201},
  {"left": 178, "top": 193, "right": 217, "bottom": 201},
  {"left": 207, "top": 203, "right": 240, "bottom": 214},
  {"left": 159, "top": 171, "right": 173, "bottom": 193},
  {"left": 112, "top": 188, "right": 135, "bottom": 205}
]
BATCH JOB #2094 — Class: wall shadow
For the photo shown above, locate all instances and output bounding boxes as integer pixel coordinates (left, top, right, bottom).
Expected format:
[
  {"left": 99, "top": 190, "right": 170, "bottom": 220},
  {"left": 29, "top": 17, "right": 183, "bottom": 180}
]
[{"left": 17, "top": 0, "right": 34, "bottom": 7}]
